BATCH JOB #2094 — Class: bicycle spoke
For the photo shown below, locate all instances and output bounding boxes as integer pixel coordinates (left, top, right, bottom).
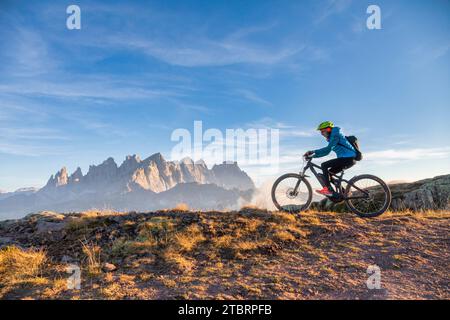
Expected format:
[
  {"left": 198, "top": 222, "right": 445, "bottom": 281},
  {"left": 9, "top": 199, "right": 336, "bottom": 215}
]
[
  {"left": 273, "top": 177, "right": 310, "bottom": 212},
  {"left": 348, "top": 177, "right": 388, "bottom": 215}
]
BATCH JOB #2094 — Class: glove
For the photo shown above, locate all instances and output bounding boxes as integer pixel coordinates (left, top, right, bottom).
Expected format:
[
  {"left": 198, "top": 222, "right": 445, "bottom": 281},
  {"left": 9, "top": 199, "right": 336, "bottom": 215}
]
[{"left": 304, "top": 151, "right": 314, "bottom": 158}]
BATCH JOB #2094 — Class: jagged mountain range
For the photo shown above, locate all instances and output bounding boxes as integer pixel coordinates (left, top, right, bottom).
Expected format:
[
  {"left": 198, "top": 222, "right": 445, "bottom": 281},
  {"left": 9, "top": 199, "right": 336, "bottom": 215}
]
[{"left": 0, "top": 153, "right": 255, "bottom": 220}]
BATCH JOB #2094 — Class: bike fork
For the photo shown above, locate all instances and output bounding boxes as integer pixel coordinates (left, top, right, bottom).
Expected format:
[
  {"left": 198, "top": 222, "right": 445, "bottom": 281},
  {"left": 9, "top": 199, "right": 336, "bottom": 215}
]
[
  {"left": 293, "top": 179, "right": 302, "bottom": 194},
  {"left": 293, "top": 171, "right": 306, "bottom": 193}
]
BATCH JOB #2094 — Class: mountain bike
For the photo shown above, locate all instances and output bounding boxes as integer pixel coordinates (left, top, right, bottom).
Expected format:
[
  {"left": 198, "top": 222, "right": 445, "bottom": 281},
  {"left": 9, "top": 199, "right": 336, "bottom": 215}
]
[{"left": 271, "top": 156, "right": 391, "bottom": 217}]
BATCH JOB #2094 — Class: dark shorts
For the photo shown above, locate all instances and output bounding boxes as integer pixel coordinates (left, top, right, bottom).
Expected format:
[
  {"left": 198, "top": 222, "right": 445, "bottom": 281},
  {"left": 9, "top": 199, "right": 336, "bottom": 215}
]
[
  {"left": 321, "top": 157, "right": 356, "bottom": 174},
  {"left": 320, "top": 157, "right": 356, "bottom": 188}
]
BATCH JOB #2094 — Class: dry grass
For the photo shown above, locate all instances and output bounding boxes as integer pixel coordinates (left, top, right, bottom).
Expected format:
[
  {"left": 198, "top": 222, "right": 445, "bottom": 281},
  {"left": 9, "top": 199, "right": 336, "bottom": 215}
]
[
  {"left": 272, "top": 230, "right": 296, "bottom": 242},
  {"left": 66, "top": 215, "right": 103, "bottom": 232},
  {"left": 0, "top": 246, "right": 47, "bottom": 285},
  {"left": 172, "top": 224, "right": 205, "bottom": 252},
  {"left": 383, "top": 209, "right": 449, "bottom": 218},
  {"left": 137, "top": 216, "right": 177, "bottom": 244},
  {"left": 111, "top": 238, "right": 142, "bottom": 257},
  {"left": 80, "top": 209, "right": 118, "bottom": 217},
  {"left": 65, "top": 210, "right": 127, "bottom": 232},
  {"left": 80, "top": 241, "right": 101, "bottom": 276},
  {"left": 173, "top": 203, "right": 189, "bottom": 211},
  {"left": 212, "top": 235, "right": 234, "bottom": 249},
  {"left": 161, "top": 250, "right": 194, "bottom": 272}
]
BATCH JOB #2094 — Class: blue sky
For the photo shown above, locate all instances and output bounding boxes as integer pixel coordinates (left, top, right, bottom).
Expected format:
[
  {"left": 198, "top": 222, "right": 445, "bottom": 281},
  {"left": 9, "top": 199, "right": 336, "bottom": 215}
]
[{"left": 0, "top": 0, "right": 449, "bottom": 191}]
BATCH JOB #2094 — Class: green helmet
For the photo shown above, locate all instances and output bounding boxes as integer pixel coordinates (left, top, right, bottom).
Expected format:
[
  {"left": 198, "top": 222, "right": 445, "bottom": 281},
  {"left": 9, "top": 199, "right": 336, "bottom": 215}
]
[{"left": 317, "top": 121, "right": 334, "bottom": 130}]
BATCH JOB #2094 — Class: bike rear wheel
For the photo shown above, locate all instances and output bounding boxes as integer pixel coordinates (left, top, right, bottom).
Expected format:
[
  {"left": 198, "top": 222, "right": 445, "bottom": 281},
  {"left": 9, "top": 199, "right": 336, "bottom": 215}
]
[
  {"left": 271, "top": 174, "right": 313, "bottom": 213},
  {"left": 345, "top": 174, "right": 391, "bottom": 218}
]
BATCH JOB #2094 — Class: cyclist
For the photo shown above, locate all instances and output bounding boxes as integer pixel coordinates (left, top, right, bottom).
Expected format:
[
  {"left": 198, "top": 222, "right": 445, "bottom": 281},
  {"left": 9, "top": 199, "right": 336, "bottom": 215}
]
[{"left": 304, "top": 121, "right": 356, "bottom": 196}]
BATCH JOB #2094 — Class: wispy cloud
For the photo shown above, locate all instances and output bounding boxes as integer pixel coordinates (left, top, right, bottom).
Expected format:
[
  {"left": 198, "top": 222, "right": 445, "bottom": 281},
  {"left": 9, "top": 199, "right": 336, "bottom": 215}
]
[
  {"left": 0, "top": 25, "right": 56, "bottom": 77},
  {"left": 410, "top": 42, "right": 450, "bottom": 66},
  {"left": 105, "top": 32, "right": 302, "bottom": 68},
  {"left": 167, "top": 98, "right": 211, "bottom": 113},
  {"left": 0, "top": 79, "right": 182, "bottom": 101},
  {"left": 245, "top": 118, "right": 315, "bottom": 138},
  {"left": 0, "top": 127, "right": 69, "bottom": 141},
  {"left": 365, "top": 147, "right": 450, "bottom": 163},
  {"left": 0, "top": 142, "right": 67, "bottom": 157},
  {"left": 0, "top": 120, "right": 71, "bottom": 156},
  {"left": 235, "top": 89, "right": 272, "bottom": 107},
  {"left": 51, "top": 5, "right": 307, "bottom": 68},
  {"left": 315, "top": 0, "right": 353, "bottom": 24}
]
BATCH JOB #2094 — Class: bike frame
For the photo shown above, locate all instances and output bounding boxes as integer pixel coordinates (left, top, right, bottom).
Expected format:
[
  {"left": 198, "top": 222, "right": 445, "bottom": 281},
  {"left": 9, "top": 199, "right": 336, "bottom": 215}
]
[{"left": 295, "top": 158, "right": 369, "bottom": 200}]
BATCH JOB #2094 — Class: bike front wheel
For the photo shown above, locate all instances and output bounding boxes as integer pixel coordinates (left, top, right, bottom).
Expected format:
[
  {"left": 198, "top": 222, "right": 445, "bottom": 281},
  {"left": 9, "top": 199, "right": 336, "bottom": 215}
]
[
  {"left": 345, "top": 174, "right": 391, "bottom": 218},
  {"left": 271, "top": 174, "right": 313, "bottom": 213}
]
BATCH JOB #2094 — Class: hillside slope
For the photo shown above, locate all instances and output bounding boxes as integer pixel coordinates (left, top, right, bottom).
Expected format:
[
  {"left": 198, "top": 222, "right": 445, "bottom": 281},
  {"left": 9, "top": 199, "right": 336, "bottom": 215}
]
[
  {"left": 0, "top": 209, "right": 448, "bottom": 299},
  {"left": 313, "top": 174, "right": 450, "bottom": 212}
]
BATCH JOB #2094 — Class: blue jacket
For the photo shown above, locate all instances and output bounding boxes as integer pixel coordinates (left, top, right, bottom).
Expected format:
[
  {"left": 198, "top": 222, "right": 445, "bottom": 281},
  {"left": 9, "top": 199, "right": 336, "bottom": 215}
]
[{"left": 313, "top": 127, "right": 356, "bottom": 159}]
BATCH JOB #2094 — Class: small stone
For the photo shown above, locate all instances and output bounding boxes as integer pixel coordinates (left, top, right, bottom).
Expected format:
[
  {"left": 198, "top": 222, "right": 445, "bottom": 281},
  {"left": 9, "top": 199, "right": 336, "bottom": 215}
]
[{"left": 102, "top": 263, "right": 117, "bottom": 272}]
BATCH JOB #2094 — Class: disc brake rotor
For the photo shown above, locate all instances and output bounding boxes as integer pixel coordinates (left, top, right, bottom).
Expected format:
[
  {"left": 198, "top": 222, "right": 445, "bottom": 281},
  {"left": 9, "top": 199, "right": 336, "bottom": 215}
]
[{"left": 286, "top": 188, "right": 298, "bottom": 199}]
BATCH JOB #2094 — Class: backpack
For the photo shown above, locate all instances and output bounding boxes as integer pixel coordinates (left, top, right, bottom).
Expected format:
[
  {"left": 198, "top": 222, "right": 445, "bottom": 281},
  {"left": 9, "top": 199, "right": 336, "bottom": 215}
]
[{"left": 338, "top": 135, "right": 363, "bottom": 161}]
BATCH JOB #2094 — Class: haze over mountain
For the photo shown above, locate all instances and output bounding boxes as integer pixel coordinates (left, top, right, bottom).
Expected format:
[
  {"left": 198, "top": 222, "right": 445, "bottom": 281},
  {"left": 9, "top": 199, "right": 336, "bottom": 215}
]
[
  {"left": 0, "top": 153, "right": 254, "bottom": 220},
  {"left": 0, "top": 188, "right": 39, "bottom": 201}
]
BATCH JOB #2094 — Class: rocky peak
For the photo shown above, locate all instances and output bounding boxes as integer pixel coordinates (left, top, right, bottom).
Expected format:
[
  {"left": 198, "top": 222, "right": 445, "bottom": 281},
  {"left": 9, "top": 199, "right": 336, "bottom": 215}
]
[
  {"left": 212, "top": 161, "right": 254, "bottom": 191},
  {"left": 118, "top": 154, "right": 142, "bottom": 175},
  {"left": 69, "top": 167, "right": 83, "bottom": 184},
  {"left": 195, "top": 159, "right": 207, "bottom": 167},
  {"left": 104, "top": 157, "right": 116, "bottom": 166},
  {"left": 180, "top": 157, "right": 194, "bottom": 166},
  {"left": 45, "top": 167, "right": 68, "bottom": 188},
  {"left": 126, "top": 154, "right": 141, "bottom": 163},
  {"left": 84, "top": 157, "right": 118, "bottom": 183},
  {"left": 56, "top": 167, "right": 68, "bottom": 185},
  {"left": 146, "top": 152, "right": 165, "bottom": 164}
]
